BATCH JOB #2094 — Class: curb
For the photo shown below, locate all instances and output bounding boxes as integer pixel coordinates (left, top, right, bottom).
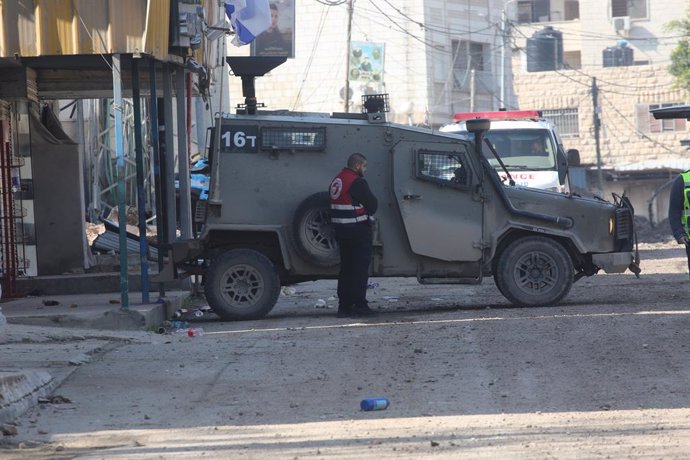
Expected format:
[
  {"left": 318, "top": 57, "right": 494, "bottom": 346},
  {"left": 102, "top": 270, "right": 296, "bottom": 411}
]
[
  {"left": 0, "top": 371, "right": 56, "bottom": 425},
  {"left": 0, "top": 295, "right": 191, "bottom": 425}
]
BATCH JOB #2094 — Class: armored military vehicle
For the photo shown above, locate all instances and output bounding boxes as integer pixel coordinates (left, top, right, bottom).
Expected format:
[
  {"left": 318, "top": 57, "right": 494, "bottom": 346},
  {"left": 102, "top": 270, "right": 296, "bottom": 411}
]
[{"left": 160, "top": 57, "right": 640, "bottom": 321}]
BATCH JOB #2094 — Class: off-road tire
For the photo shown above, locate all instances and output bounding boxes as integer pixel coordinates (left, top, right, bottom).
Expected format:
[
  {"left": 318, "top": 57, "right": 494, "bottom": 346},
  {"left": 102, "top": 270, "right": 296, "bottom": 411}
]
[
  {"left": 494, "top": 236, "right": 573, "bottom": 307},
  {"left": 205, "top": 249, "right": 280, "bottom": 320},
  {"left": 292, "top": 192, "right": 340, "bottom": 267}
]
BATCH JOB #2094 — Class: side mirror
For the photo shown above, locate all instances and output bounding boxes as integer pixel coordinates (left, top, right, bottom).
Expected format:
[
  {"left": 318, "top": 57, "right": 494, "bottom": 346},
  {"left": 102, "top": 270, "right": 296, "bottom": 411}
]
[
  {"left": 465, "top": 118, "right": 491, "bottom": 164},
  {"left": 556, "top": 149, "right": 568, "bottom": 185},
  {"left": 566, "top": 148, "right": 580, "bottom": 167},
  {"left": 465, "top": 118, "right": 491, "bottom": 133}
]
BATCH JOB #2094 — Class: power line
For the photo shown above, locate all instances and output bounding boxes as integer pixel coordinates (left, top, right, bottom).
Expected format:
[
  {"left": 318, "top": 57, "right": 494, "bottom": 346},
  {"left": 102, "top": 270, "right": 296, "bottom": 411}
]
[
  {"left": 315, "top": 0, "right": 348, "bottom": 5},
  {"left": 598, "top": 91, "right": 685, "bottom": 156}
]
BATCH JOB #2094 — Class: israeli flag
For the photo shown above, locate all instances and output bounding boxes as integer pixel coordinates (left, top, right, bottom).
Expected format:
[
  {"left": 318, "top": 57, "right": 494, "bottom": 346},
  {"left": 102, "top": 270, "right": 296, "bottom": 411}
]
[{"left": 225, "top": 0, "right": 272, "bottom": 47}]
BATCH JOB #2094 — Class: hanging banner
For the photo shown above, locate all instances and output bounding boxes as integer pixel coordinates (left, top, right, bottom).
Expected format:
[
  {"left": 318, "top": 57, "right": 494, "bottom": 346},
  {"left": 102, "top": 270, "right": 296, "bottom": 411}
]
[
  {"left": 348, "top": 41, "right": 385, "bottom": 83},
  {"left": 251, "top": 0, "right": 295, "bottom": 58}
]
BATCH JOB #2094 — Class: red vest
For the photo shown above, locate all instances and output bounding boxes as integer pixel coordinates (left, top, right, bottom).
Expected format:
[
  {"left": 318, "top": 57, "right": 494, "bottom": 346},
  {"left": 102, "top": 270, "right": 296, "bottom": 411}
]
[{"left": 329, "top": 168, "right": 369, "bottom": 225}]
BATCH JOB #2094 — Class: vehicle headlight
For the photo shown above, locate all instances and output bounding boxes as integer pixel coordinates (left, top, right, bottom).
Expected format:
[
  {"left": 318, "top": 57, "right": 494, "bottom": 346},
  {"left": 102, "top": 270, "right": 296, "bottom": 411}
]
[{"left": 608, "top": 216, "right": 615, "bottom": 235}]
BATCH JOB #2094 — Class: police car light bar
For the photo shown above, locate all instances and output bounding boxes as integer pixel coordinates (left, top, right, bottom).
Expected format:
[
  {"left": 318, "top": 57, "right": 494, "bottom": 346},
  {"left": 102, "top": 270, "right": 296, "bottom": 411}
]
[{"left": 452, "top": 110, "right": 542, "bottom": 122}]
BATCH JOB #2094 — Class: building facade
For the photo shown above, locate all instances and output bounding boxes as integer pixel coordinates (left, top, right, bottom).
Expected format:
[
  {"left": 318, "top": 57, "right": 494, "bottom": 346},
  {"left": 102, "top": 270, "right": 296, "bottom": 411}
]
[
  {"left": 226, "top": 0, "right": 505, "bottom": 126},
  {"left": 509, "top": 0, "right": 690, "bottom": 222}
]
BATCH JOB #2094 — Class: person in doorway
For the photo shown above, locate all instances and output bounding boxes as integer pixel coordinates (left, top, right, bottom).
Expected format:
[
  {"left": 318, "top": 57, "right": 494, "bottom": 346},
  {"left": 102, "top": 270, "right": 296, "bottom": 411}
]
[
  {"left": 329, "top": 153, "right": 378, "bottom": 317},
  {"left": 668, "top": 171, "right": 690, "bottom": 278}
]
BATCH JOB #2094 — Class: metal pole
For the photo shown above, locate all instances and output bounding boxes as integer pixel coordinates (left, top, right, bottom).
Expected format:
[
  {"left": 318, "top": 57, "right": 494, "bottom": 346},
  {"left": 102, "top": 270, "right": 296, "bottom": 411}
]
[
  {"left": 131, "top": 58, "right": 150, "bottom": 304},
  {"left": 112, "top": 54, "right": 129, "bottom": 309},
  {"left": 176, "top": 67, "right": 192, "bottom": 239},
  {"left": 149, "top": 59, "right": 165, "bottom": 298},
  {"left": 500, "top": 7, "right": 507, "bottom": 109},
  {"left": 344, "top": 0, "right": 353, "bottom": 113},
  {"left": 162, "top": 66, "right": 177, "bottom": 244},
  {"left": 470, "top": 69, "right": 476, "bottom": 112},
  {"left": 592, "top": 77, "right": 604, "bottom": 192}
]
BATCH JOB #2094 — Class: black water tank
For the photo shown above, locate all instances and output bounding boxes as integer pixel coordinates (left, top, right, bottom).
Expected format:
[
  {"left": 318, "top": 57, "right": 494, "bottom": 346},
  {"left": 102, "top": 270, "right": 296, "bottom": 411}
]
[
  {"left": 602, "top": 46, "right": 634, "bottom": 67},
  {"left": 526, "top": 26, "right": 564, "bottom": 72}
]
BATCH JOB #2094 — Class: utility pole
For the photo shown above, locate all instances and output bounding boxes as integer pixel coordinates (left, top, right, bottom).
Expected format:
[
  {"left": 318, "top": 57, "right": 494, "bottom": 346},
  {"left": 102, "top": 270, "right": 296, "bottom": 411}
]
[
  {"left": 470, "top": 69, "right": 476, "bottom": 111},
  {"left": 500, "top": 7, "right": 508, "bottom": 109},
  {"left": 592, "top": 77, "right": 604, "bottom": 192},
  {"left": 344, "top": 0, "right": 354, "bottom": 113}
]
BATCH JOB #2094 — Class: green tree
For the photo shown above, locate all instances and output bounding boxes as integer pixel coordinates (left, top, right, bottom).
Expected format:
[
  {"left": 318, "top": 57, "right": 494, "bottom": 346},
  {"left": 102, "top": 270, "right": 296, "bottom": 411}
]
[{"left": 667, "top": 9, "right": 690, "bottom": 93}]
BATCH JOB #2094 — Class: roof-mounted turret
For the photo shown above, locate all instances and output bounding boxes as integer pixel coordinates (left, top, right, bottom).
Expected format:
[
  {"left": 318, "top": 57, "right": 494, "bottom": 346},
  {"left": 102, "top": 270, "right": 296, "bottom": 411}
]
[{"left": 226, "top": 56, "right": 287, "bottom": 114}]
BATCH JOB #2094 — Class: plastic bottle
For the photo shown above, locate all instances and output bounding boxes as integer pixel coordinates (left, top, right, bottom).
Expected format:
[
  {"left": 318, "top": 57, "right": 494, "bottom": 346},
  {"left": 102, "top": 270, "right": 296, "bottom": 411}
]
[
  {"left": 170, "top": 320, "right": 189, "bottom": 330},
  {"left": 360, "top": 397, "right": 389, "bottom": 411},
  {"left": 187, "top": 327, "right": 204, "bottom": 337}
]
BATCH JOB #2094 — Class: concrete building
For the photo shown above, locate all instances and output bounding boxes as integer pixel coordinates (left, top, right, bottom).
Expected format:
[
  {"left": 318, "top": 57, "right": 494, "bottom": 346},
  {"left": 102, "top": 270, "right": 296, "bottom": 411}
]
[
  {"left": 508, "top": 0, "right": 690, "bottom": 223},
  {"left": 227, "top": 0, "right": 506, "bottom": 127}
]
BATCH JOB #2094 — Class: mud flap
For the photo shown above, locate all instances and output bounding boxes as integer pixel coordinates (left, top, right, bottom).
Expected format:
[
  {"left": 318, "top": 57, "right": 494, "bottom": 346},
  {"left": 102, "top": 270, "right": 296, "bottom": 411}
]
[{"left": 151, "top": 261, "right": 177, "bottom": 283}]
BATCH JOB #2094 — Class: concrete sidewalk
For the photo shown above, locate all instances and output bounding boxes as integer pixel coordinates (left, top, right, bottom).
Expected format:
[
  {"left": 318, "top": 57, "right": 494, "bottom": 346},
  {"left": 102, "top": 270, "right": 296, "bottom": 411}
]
[
  {"left": 1, "top": 290, "right": 190, "bottom": 330},
  {"left": 0, "top": 290, "right": 192, "bottom": 426}
]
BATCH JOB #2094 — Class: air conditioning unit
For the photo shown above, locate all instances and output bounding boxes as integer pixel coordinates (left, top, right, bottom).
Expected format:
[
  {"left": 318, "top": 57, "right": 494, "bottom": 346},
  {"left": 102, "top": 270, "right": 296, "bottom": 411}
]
[{"left": 613, "top": 16, "right": 631, "bottom": 35}]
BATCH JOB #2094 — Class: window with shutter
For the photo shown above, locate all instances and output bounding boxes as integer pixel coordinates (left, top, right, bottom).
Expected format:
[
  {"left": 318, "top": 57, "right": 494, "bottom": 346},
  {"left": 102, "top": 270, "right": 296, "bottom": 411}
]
[{"left": 638, "top": 103, "right": 687, "bottom": 133}]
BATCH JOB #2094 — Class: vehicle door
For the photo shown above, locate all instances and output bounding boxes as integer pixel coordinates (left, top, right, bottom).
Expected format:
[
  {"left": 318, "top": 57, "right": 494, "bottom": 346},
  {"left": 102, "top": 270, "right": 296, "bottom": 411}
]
[{"left": 392, "top": 141, "right": 483, "bottom": 262}]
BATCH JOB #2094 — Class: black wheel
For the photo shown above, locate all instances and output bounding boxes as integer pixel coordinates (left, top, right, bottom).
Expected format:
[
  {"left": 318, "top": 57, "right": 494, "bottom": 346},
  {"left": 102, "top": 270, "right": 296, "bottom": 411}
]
[
  {"left": 205, "top": 249, "right": 280, "bottom": 320},
  {"left": 494, "top": 236, "right": 573, "bottom": 307},
  {"left": 292, "top": 192, "right": 339, "bottom": 267}
]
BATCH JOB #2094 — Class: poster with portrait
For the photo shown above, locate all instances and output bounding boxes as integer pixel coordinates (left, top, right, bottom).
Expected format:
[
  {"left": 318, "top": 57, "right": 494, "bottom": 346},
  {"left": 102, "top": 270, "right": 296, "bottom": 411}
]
[
  {"left": 348, "top": 41, "right": 385, "bottom": 84},
  {"left": 251, "top": 0, "right": 295, "bottom": 58}
]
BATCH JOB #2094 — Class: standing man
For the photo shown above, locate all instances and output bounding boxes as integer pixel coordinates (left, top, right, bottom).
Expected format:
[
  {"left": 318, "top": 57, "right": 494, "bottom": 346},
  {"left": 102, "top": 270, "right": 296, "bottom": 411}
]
[
  {"left": 668, "top": 171, "right": 690, "bottom": 278},
  {"left": 329, "top": 153, "right": 378, "bottom": 317}
]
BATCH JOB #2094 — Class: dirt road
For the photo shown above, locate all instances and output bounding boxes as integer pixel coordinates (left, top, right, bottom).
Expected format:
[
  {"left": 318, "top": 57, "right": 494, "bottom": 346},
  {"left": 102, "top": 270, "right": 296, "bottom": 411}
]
[{"left": 3, "top": 240, "right": 690, "bottom": 459}]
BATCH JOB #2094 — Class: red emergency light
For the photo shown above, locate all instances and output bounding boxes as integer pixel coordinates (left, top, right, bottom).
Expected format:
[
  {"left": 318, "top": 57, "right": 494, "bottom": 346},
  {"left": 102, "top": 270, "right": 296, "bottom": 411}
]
[{"left": 452, "top": 110, "right": 542, "bottom": 122}]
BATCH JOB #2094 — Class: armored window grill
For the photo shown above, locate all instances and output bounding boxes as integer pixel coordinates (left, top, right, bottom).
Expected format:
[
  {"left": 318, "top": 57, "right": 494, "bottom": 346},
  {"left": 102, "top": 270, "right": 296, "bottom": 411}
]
[
  {"left": 260, "top": 127, "right": 326, "bottom": 151},
  {"left": 542, "top": 108, "right": 579, "bottom": 138},
  {"left": 417, "top": 151, "right": 469, "bottom": 186}
]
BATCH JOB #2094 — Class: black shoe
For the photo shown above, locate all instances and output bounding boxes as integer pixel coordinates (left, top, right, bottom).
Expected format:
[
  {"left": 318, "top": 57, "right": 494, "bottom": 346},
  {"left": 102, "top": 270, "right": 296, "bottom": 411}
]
[
  {"left": 336, "top": 307, "right": 352, "bottom": 318},
  {"left": 351, "top": 305, "right": 378, "bottom": 317}
]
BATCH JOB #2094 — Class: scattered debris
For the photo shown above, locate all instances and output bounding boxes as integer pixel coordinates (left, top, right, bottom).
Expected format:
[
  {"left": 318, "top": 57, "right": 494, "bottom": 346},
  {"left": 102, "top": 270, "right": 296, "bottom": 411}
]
[
  {"left": 38, "top": 395, "right": 72, "bottom": 404},
  {"left": 186, "top": 327, "right": 204, "bottom": 337},
  {"left": 42, "top": 300, "right": 59, "bottom": 306},
  {"left": 172, "top": 308, "right": 188, "bottom": 319},
  {"left": 281, "top": 286, "right": 297, "bottom": 296},
  {"left": 360, "top": 397, "right": 389, "bottom": 411},
  {"left": 91, "top": 219, "right": 159, "bottom": 259},
  {"left": 69, "top": 353, "right": 91, "bottom": 366},
  {"left": 1, "top": 424, "right": 18, "bottom": 436}
]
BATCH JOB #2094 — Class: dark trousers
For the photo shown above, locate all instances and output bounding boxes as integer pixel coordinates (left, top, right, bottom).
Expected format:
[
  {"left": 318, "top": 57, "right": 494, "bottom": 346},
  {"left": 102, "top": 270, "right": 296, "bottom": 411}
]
[{"left": 335, "top": 224, "right": 373, "bottom": 311}]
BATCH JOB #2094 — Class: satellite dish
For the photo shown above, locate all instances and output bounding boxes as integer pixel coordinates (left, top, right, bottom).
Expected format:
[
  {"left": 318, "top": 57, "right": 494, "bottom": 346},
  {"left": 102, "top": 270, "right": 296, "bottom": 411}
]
[{"left": 339, "top": 85, "right": 353, "bottom": 101}]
